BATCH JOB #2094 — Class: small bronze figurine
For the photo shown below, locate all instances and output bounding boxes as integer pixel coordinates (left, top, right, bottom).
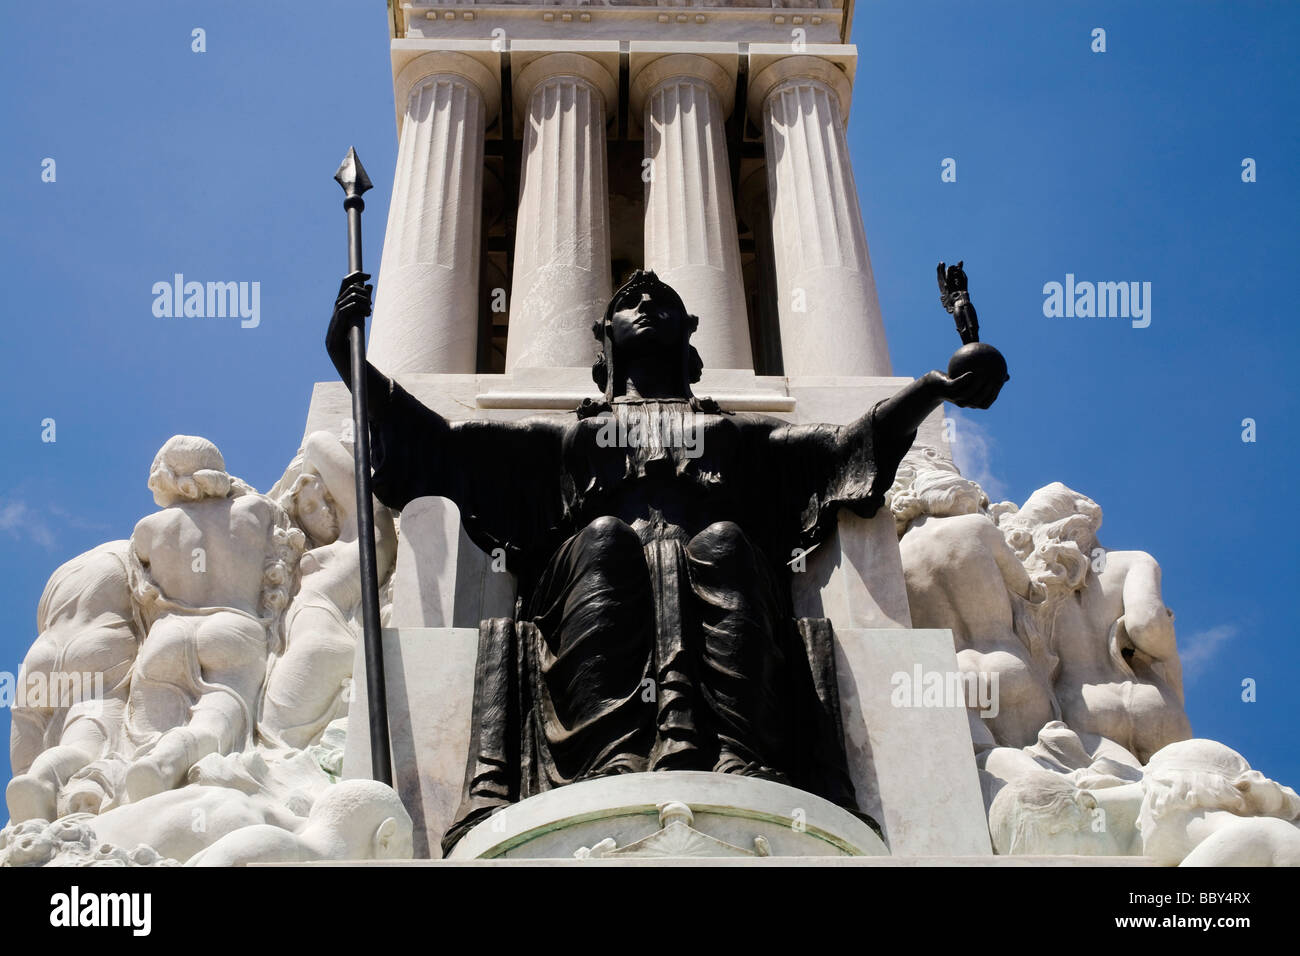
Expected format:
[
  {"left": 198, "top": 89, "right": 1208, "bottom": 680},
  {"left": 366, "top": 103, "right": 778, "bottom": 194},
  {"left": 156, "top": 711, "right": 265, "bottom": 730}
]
[{"left": 938, "top": 259, "right": 980, "bottom": 345}]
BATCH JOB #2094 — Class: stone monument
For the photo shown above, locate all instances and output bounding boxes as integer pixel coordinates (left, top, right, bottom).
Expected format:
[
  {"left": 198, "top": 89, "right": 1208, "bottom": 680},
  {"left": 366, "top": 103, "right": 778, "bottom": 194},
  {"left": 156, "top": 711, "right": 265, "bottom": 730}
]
[{"left": 4, "top": 1, "right": 1297, "bottom": 868}]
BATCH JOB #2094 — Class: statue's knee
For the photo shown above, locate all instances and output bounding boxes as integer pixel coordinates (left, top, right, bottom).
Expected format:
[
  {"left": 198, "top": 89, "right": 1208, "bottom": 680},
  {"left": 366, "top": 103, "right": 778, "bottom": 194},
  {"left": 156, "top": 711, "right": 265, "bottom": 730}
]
[
  {"left": 688, "top": 521, "right": 750, "bottom": 564},
  {"left": 578, "top": 516, "right": 639, "bottom": 555}
]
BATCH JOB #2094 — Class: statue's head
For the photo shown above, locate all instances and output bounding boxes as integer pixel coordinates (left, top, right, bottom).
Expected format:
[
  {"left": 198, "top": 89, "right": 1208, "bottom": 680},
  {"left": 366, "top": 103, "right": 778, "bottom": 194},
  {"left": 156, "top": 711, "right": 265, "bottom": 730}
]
[
  {"left": 888, "top": 462, "right": 988, "bottom": 534},
  {"left": 306, "top": 779, "right": 414, "bottom": 861},
  {"left": 591, "top": 270, "right": 703, "bottom": 401},
  {"left": 148, "top": 435, "right": 236, "bottom": 507},
  {"left": 1137, "top": 739, "right": 1300, "bottom": 864},
  {"left": 285, "top": 473, "right": 339, "bottom": 549},
  {"left": 988, "top": 769, "right": 1106, "bottom": 856},
  {"left": 268, "top": 431, "right": 350, "bottom": 549},
  {"left": 996, "top": 482, "right": 1101, "bottom": 597}
]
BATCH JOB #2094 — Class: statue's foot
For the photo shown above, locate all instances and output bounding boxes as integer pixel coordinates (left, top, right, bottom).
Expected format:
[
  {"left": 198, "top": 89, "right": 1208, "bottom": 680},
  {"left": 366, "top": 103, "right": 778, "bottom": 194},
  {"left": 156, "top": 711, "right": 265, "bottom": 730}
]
[
  {"left": 5, "top": 773, "right": 57, "bottom": 823},
  {"left": 126, "top": 728, "right": 200, "bottom": 802}
]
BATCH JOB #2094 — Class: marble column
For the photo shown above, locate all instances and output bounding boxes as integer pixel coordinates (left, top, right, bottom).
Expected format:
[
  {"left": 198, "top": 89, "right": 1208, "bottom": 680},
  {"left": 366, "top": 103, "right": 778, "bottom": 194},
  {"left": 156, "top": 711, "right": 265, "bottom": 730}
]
[
  {"left": 506, "top": 54, "right": 617, "bottom": 371},
  {"left": 632, "top": 55, "right": 753, "bottom": 371},
  {"left": 748, "top": 57, "right": 892, "bottom": 377},
  {"left": 368, "top": 52, "right": 499, "bottom": 377}
]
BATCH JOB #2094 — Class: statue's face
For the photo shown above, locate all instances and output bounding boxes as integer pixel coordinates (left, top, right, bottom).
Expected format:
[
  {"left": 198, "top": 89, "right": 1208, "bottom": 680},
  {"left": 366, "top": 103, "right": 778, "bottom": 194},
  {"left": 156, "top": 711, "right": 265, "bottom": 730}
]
[
  {"left": 295, "top": 475, "right": 339, "bottom": 545},
  {"left": 609, "top": 289, "right": 687, "bottom": 356}
]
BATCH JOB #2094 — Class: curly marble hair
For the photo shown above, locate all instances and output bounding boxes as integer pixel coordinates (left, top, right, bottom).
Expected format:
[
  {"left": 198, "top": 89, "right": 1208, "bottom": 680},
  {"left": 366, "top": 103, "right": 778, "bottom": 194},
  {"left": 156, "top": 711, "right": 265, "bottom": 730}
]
[{"left": 148, "top": 435, "right": 252, "bottom": 506}]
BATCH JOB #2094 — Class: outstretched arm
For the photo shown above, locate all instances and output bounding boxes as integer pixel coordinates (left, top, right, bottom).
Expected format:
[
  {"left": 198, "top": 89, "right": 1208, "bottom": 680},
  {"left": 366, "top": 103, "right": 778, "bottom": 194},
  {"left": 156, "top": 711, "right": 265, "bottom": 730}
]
[
  {"left": 871, "top": 363, "right": 1005, "bottom": 448},
  {"left": 326, "top": 272, "right": 399, "bottom": 423}
]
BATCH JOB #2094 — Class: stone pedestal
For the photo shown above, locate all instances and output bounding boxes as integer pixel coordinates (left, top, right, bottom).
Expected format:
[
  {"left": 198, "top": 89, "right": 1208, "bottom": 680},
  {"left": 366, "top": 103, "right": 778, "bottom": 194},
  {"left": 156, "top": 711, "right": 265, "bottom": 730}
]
[
  {"left": 387, "top": 497, "right": 516, "bottom": 629},
  {"left": 833, "top": 628, "right": 992, "bottom": 856},
  {"left": 342, "top": 623, "right": 989, "bottom": 859},
  {"left": 449, "top": 771, "right": 887, "bottom": 860},
  {"left": 342, "top": 627, "right": 480, "bottom": 860},
  {"left": 368, "top": 52, "right": 499, "bottom": 378},
  {"left": 749, "top": 55, "right": 891, "bottom": 377},
  {"left": 505, "top": 53, "right": 617, "bottom": 370},
  {"left": 633, "top": 53, "right": 752, "bottom": 370}
]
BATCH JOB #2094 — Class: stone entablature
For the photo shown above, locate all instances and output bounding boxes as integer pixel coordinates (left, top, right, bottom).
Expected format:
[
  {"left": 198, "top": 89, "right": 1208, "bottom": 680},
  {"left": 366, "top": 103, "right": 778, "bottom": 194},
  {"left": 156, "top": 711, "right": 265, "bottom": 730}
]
[{"left": 391, "top": 0, "right": 853, "bottom": 45}]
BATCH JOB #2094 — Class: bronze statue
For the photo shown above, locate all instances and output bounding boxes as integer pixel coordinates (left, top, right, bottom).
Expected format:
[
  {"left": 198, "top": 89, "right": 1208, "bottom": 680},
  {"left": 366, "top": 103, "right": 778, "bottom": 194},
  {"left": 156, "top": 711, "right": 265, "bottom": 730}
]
[
  {"left": 938, "top": 260, "right": 980, "bottom": 345},
  {"left": 326, "top": 268, "right": 1007, "bottom": 849}
]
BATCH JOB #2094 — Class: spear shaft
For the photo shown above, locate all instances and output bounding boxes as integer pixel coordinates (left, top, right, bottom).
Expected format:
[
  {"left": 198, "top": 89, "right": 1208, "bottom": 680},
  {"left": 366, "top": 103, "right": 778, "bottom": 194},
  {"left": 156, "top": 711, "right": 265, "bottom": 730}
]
[{"left": 335, "top": 147, "right": 392, "bottom": 786}]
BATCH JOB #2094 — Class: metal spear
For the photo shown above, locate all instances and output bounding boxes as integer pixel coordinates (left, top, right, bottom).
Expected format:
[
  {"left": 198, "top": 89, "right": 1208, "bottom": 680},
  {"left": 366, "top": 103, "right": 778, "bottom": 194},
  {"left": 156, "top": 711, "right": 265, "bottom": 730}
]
[{"left": 334, "top": 146, "right": 392, "bottom": 786}]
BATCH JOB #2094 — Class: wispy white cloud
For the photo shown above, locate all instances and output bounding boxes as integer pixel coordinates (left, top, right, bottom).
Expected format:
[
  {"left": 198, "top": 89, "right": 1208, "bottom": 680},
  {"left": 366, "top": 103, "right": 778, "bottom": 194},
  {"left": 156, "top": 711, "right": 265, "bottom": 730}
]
[
  {"left": 946, "top": 406, "right": 1008, "bottom": 501},
  {"left": 1178, "top": 625, "right": 1238, "bottom": 681},
  {"left": 48, "top": 504, "right": 111, "bottom": 534},
  {"left": 0, "top": 496, "right": 57, "bottom": 550}
]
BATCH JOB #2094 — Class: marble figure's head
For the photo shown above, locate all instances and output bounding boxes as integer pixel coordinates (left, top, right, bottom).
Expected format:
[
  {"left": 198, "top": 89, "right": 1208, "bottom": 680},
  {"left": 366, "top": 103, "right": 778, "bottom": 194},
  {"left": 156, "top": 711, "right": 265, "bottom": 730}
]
[
  {"left": 287, "top": 473, "right": 340, "bottom": 549},
  {"left": 148, "top": 435, "right": 235, "bottom": 507},
  {"left": 307, "top": 780, "right": 414, "bottom": 861},
  {"left": 1137, "top": 739, "right": 1300, "bottom": 864}
]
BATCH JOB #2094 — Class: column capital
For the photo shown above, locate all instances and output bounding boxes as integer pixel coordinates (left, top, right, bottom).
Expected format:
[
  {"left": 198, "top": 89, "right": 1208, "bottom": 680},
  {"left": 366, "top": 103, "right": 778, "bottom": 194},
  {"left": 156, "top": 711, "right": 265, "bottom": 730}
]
[
  {"left": 747, "top": 55, "right": 852, "bottom": 122},
  {"left": 513, "top": 53, "right": 619, "bottom": 123},
  {"left": 630, "top": 53, "right": 735, "bottom": 119},
  {"left": 395, "top": 51, "right": 500, "bottom": 126}
]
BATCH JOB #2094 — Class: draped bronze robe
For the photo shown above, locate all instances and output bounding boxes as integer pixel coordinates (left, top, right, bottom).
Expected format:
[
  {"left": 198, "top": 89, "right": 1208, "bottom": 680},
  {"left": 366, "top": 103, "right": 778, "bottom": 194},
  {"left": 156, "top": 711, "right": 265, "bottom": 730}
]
[{"left": 368, "top": 382, "right": 912, "bottom": 835}]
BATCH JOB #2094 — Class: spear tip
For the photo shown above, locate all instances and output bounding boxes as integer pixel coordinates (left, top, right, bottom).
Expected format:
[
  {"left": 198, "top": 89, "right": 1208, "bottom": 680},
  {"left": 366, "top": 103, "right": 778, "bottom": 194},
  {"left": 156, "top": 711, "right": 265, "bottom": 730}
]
[{"left": 334, "top": 146, "right": 373, "bottom": 198}]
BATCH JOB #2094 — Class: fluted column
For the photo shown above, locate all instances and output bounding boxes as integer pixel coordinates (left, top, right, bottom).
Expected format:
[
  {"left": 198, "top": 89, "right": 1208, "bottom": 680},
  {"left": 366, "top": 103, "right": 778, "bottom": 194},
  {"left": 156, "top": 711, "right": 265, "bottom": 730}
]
[
  {"left": 506, "top": 54, "right": 616, "bottom": 370},
  {"left": 368, "top": 52, "right": 499, "bottom": 377},
  {"left": 633, "top": 55, "right": 753, "bottom": 370},
  {"left": 749, "top": 57, "right": 891, "bottom": 376}
]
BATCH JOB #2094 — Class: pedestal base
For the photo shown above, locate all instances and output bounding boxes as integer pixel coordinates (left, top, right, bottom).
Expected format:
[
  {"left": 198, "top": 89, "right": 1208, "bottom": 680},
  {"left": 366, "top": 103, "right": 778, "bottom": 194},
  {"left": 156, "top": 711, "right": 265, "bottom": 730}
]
[{"left": 447, "top": 771, "right": 888, "bottom": 860}]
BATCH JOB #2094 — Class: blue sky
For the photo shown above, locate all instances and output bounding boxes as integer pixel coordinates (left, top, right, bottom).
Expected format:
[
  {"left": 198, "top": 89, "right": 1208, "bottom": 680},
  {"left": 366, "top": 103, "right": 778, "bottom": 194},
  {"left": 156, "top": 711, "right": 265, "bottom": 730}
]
[{"left": 1, "top": 1, "right": 1295, "bottom": 792}]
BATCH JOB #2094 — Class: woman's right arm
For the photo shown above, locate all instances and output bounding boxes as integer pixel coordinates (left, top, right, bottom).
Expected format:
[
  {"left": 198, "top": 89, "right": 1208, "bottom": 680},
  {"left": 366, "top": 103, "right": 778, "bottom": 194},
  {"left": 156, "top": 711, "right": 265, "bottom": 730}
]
[{"left": 326, "top": 271, "right": 400, "bottom": 423}]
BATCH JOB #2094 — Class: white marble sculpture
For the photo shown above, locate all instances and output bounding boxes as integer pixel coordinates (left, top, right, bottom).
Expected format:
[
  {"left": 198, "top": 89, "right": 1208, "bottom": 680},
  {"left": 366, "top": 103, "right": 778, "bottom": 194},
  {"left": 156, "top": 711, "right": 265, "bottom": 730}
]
[
  {"left": 1138, "top": 740, "right": 1300, "bottom": 866},
  {"left": 122, "top": 436, "right": 306, "bottom": 801},
  {"left": 997, "top": 482, "right": 1190, "bottom": 763},
  {"left": 987, "top": 737, "right": 1300, "bottom": 865},
  {"left": 0, "top": 765, "right": 410, "bottom": 867},
  {"left": 889, "top": 461, "right": 1056, "bottom": 750},
  {"left": 6, "top": 541, "right": 141, "bottom": 822},
  {"left": 893, "top": 465, "right": 1191, "bottom": 763},
  {"left": 889, "top": 460, "right": 1300, "bottom": 864},
  {"left": 3, "top": 434, "right": 411, "bottom": 868},
  {"left": 260, "top": 432, "right": 397, "bottom": 749},
  {"left": 187, "top": 779, "right": 412, "bottom": 866}
]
